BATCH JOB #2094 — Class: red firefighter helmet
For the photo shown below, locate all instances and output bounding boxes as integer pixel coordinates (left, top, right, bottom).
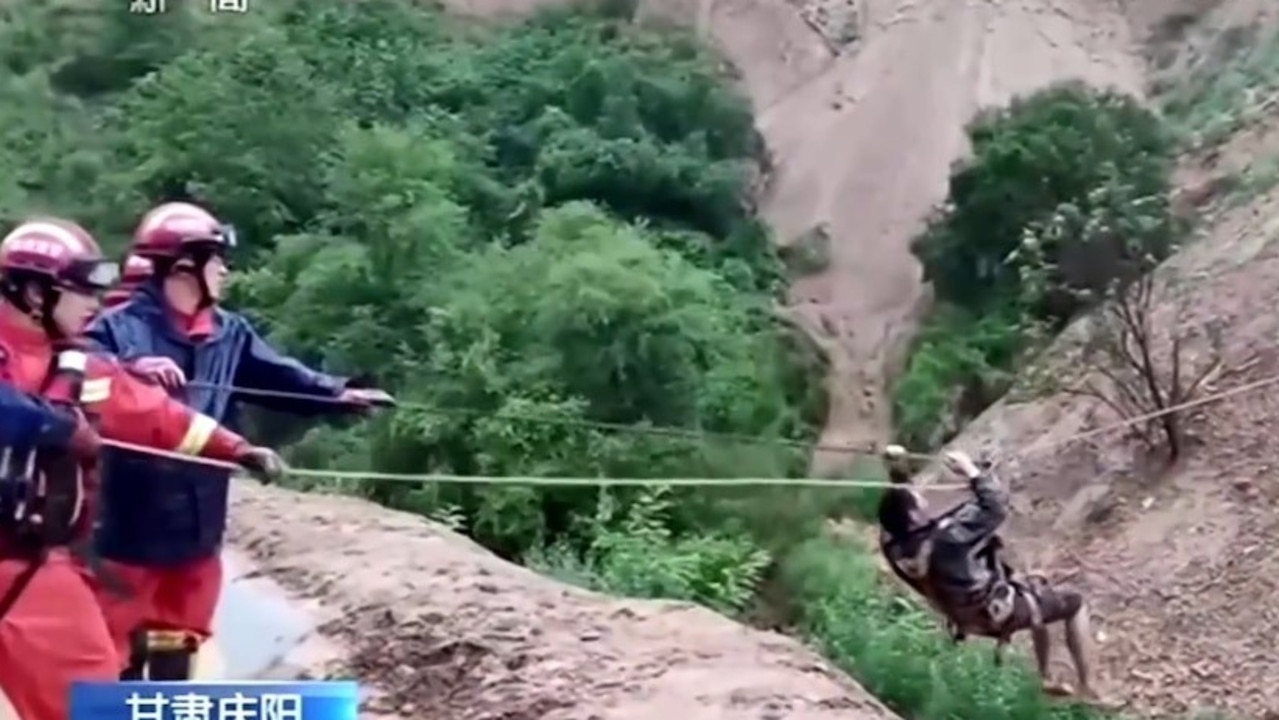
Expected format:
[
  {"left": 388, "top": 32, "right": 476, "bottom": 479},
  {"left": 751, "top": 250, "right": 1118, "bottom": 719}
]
[
  {"left": 103, "top": 254, "right": 154, "bottom": 308},
  {"left": 131, "top": 202, "right": 237, "bottom": 261},
  {"left": 0, "top": 218, "right": 118, "bottom": 293}
]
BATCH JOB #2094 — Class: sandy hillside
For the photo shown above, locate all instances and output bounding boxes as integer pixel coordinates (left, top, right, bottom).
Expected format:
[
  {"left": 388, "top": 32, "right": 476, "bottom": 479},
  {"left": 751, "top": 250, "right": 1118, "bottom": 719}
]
[
  {"left": 754, "top": 0, "right": 1151, "bottom": 472},
  {"left": 910, "top": 3, "right": 1279, "bottom": 715},
  {"left": 227, "top": 483, "right": 899, "bottom": 720},
  {"left": 921, "top": 161, "right": 1279, "bottom": 720}
]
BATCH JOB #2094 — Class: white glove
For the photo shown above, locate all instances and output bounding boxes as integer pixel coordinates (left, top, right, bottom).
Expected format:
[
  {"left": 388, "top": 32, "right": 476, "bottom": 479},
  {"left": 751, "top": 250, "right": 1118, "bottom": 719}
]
[
  {"left": 942, "top": 450, "right": 982, "bottom": 480},
  {"left": 882, "top": 444, "right": 907, "bottom": 460}
]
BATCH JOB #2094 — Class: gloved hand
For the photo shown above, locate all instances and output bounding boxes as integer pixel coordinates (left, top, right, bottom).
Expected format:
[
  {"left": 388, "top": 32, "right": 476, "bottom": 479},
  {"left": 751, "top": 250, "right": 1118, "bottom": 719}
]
[
  {"left": 942, "top": 450, "right": 982, "bottom": 480},
  {"left": 881, "top": 443, "right": 911, "bottom": 483},
  {"left": 128, "top": 356, "right": 186, "bottom": 390},
  {"left": 337, "top": 387, "right": 396, "bottom": 411},
  {"left": 881, "top": 444, "right": 908, "bottom": 461},
  {"left": 236, "top": 446, "right": 287, "bottom": 484}
]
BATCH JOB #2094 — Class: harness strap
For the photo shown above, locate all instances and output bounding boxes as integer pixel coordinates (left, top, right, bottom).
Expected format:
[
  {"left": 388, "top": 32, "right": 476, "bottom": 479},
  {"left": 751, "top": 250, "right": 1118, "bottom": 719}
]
[
  {"left": 69, "top": 538, "right": 131, "bottom": 599},
  {"left": 1014, "top": 576, "right": 1045, "bottom": 629},
  {"left": 122, "top": 629, "right": 201, "bottom": 681}
]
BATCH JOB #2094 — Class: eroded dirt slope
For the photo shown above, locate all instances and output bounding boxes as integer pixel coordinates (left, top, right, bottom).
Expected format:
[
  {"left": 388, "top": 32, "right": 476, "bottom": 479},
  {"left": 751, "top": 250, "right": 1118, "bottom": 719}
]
[
  {"left": 919, "top": 197, "right": 1279, "bottom": 716},
  {"left": 440, "top": 0, "right": 1151, "bottom": 472},
  {"left": 757, "top": 0, "right": 1147, "bottom": 472},
  {"left": 228, "top": 483, "right": 900, "bottom": 720},
  {"left": 915, "top": 6, "right": 1279, "bottom": 716}
]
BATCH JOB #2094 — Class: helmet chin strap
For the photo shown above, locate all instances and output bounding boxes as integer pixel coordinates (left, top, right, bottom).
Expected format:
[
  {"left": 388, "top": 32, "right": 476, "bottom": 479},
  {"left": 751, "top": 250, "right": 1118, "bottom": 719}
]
[
  {"left": 37, "top": 286, "right": 67, "bottom": 339},
  {"left": 3, "top": 280, "right": 67, "bottom": 340},
  {"left": 171, "top": 252, "right": 217, "bottom": 310}
]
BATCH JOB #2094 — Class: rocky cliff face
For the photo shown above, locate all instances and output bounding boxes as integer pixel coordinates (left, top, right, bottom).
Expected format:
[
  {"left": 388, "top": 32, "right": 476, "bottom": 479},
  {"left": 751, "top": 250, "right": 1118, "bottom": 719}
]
[{"left": 226, "top": 483, "right": 901, "bottom": 719}]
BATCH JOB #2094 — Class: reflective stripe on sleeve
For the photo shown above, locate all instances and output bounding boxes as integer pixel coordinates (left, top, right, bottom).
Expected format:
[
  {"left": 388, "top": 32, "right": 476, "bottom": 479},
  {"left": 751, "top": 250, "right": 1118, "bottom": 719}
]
[
  {"left": 80, "top": 378, "right": 111, "bottom": 404},
  {"left": 176, "top": 413, "right": 219, "bottom": 455}
]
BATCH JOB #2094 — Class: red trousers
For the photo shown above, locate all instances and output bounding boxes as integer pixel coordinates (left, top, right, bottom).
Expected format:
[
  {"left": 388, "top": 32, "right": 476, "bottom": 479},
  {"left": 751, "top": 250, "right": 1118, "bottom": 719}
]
[
  {"left": 0, "top": 551, "right": 118, "bottom": 720},
  {"left": 96, "top": 554, "right": 223, "bottom": 666}
]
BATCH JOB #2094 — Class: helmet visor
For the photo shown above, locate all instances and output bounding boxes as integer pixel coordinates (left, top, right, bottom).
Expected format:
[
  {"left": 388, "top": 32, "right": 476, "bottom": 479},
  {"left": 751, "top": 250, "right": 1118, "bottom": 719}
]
[
  {"left": 182, "top": 224, "right": 237, "bottom": 255},
  {"left": 63, "top": 259, "right": 120, "bottom": 291}
]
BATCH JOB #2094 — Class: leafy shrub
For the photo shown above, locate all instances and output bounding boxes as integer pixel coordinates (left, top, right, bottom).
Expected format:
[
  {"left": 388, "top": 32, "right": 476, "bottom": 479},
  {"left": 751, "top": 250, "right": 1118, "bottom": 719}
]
[
  {"left": 894, "top": 81, "right": 1179, "bottom": 448},
  {"left": 892, "top": 303, "right": 1037, "bottom": 450},
  {"left": 911, "top": 81, "right": 1174, "bottom": 322},
  {"left": 527, "top": 486, "right": 770, "bottom": 616}
]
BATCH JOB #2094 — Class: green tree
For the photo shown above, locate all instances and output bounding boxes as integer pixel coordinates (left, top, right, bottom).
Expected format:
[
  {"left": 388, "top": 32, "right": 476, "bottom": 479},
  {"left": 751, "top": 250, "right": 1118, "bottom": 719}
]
[
  {"left": 100, "top": 25, "right": 340, "bottom": 243},
  {"left": 911, "top": 81, "right": 1174, "bottom": 321},
  {"left": 894, "top": 82, "right": 1180, "bottom": 450}
]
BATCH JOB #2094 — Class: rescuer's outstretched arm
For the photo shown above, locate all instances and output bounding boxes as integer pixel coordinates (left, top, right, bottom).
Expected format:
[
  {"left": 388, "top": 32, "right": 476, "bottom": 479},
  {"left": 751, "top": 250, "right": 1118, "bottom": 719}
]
[
  {"left": 234, "top": 320, "right": 346, "bottom": 413},
  {"left": 84, "top": 361, "right": 252, "bottom": 462}
]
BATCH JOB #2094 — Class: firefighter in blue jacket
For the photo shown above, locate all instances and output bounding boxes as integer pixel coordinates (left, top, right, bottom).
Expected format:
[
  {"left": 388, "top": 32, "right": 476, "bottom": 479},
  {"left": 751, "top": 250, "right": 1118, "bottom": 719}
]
[{"left": 86, "top": 201, "right": 394, "bottom": 681}]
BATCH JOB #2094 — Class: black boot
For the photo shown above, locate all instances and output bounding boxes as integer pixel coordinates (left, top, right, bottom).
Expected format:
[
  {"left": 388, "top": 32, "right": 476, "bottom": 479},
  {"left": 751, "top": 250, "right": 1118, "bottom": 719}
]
[
  {"left": 143, "top": 629, "right": 197, "bottom": 680},
  {"left": 119, "top": 630, "right": 149, "bottom": 681},
  {"left": 147, "top": 648, "right": 194, "bottom": 680}
]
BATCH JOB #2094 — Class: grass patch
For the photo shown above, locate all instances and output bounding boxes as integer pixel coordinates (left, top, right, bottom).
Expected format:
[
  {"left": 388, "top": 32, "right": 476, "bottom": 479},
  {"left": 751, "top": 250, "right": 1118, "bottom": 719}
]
[
  {"left": 782, "top": 534, "right": 1112, "bottom": 720},
  {"left": 891, "top": 303, "right": 1031, "bottom": 451},
  {"left": 1163, "top": 28, "right": 1279, "bottom": 147}
]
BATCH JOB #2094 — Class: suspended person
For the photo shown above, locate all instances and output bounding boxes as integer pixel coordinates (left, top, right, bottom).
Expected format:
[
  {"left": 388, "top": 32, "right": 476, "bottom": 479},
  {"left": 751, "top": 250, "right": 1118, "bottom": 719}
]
[
  {"left": 877, "top": 446, "right": 1098, "bottom": 699},
  {"left": 877, "top": 444, "right": 956, "bottom": 631},
  {"left": 102, "top": 254, "right": 153, "bottom": 309},
  {"left": 0, "top": 218, "right": 285, "bottom": 720},
  {"left": 85, "top": 201, "right": 395, "bottom": 681},
  {"left": 879, "top": 444, "right": 1018, "bottom": 642}
]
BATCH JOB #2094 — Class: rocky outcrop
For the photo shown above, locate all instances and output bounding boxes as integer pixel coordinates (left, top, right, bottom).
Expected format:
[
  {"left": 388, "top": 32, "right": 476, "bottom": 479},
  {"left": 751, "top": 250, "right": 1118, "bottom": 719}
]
[{"left": 228, "top": 483, "right": 901, "bottom": 720}]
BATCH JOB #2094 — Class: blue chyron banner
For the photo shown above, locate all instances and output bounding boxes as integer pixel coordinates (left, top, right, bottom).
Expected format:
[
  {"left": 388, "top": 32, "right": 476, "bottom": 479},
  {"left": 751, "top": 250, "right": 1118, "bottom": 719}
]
[{"left": 69, "top": 681, "right": 358, "bottom": 720}]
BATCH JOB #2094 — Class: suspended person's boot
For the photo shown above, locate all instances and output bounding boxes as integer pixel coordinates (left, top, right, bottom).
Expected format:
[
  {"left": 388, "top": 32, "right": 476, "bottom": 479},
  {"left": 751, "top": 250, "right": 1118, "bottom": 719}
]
[
  {"left": 119, "top": 629, "right": 149, "bottom": 680},
  {"left": 144, "top": 630, "right": 197, "bottom": 681}
]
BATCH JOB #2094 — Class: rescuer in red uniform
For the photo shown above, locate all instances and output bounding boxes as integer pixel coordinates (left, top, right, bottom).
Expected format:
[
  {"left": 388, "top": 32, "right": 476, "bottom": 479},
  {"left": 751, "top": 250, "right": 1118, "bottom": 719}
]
[
  {"left": 102, "top": 254, "right": 153, "bottom": 309},
  {"left": 0, "top": 217, "right": 284, "bottom": 720}
]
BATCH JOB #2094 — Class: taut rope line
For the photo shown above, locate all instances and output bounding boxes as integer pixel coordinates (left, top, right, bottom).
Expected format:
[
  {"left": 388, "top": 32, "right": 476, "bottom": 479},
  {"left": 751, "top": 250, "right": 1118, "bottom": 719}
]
[{"left": 86, "top": 367, "right": 1279, "bottom": 489}]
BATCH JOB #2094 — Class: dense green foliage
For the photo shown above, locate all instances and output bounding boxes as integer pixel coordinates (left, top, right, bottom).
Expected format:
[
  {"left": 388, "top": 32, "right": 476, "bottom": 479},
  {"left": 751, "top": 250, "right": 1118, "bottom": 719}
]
[
  {"left": 894, "top": 83, "right": 1181, "bottom": 448},
  {"left": 1, "top": 0, "right": 827, "bottom": 559},
  {"left": 0, "top": 2, "right": 1125, "bottom": 718}
]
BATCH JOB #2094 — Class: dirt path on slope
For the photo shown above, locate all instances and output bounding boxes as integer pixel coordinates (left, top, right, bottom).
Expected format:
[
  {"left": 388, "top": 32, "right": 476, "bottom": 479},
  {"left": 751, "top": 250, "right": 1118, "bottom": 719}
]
[
  {"left": 753, "top": 0, "right": 1146, "bottom": 471},
  {"left": 227, "top": 483, "right": 902, "bottom": 720}
]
